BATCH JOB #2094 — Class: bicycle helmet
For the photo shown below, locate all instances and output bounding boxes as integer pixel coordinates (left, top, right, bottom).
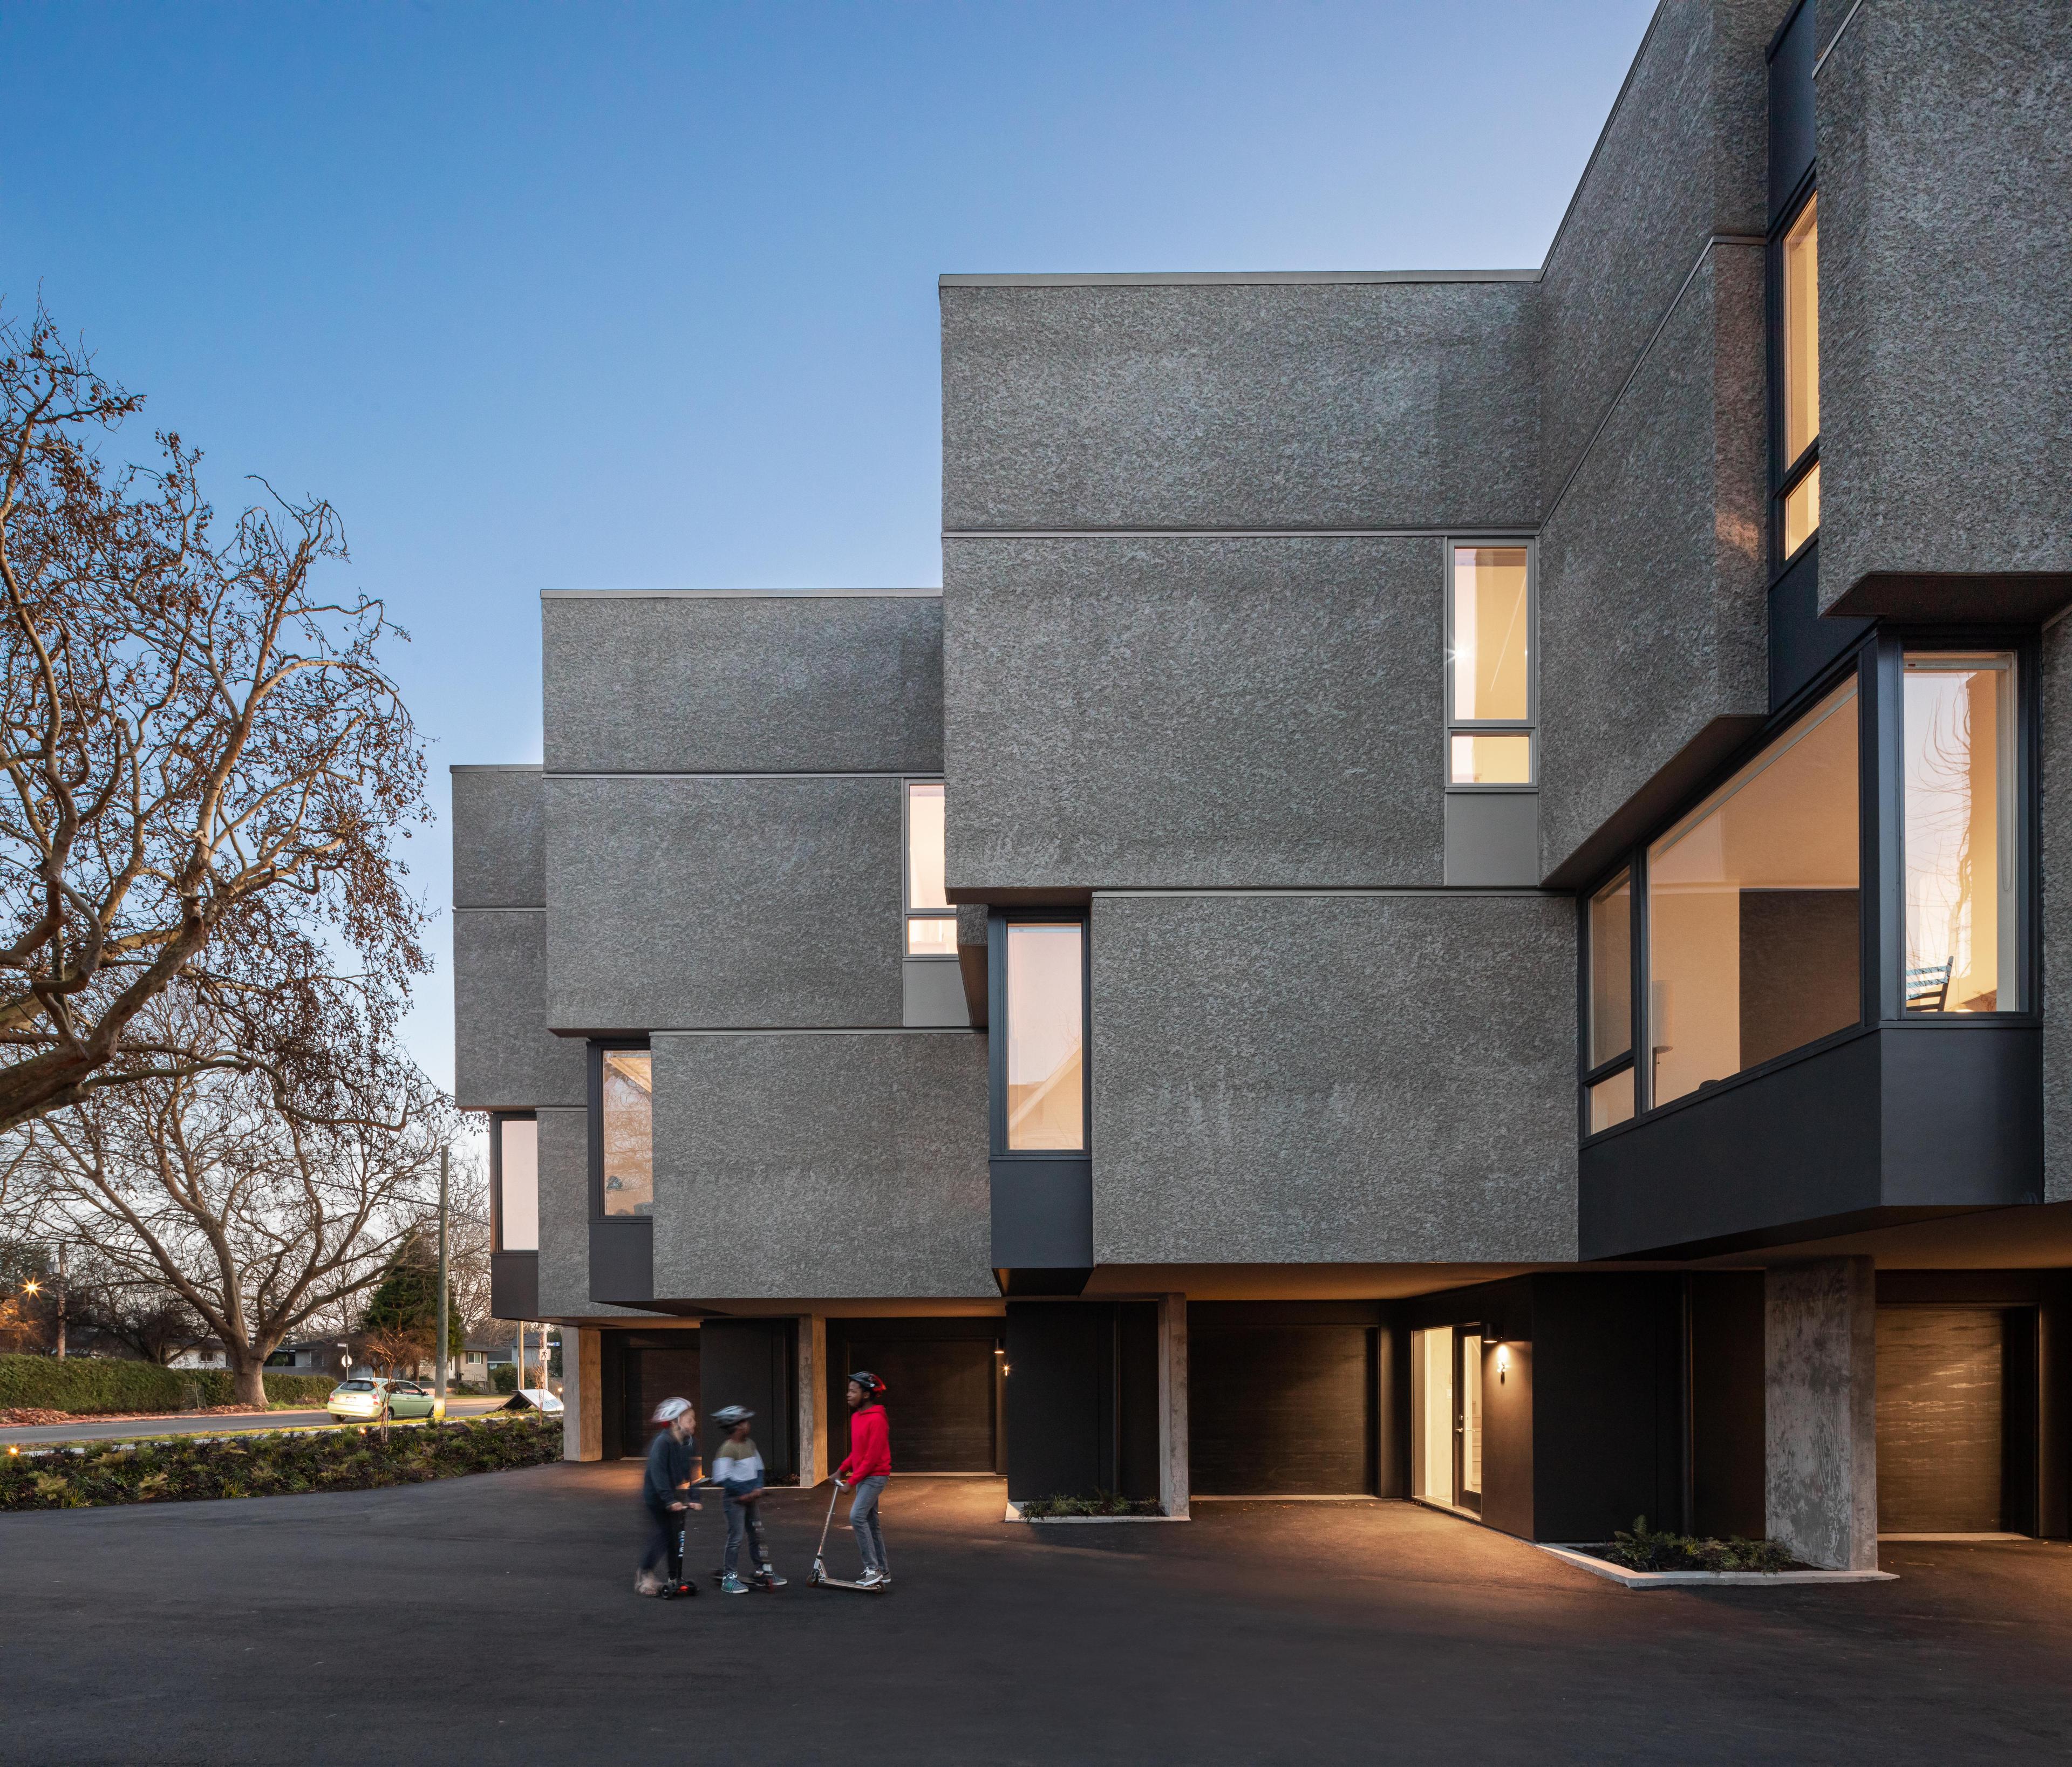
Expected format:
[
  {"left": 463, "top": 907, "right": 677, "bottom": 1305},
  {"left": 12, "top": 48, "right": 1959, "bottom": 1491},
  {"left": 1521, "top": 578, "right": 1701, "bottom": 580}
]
[
  {"left": 847, "top": 1371, "right": 886, "bottom": 1398},
  {"left": 712, "top": 1404, "right": 754, "bottom": 1429},
  {"left": 651, "top": 1397, "right": 692, "bottom": 1424}
]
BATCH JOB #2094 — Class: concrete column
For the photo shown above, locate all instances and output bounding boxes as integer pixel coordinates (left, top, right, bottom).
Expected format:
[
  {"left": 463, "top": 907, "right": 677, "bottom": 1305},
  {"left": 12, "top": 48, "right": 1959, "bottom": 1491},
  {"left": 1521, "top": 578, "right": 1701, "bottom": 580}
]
[
  {"left": 1157, "top": 1294, "right": 1190, "bottom": 1519},
  {"left": 564, "top": 1327, "right": 603, "bottom": 1462},
  {"left": 1765, "top": 1258, "right": 1877, "bottom": 1570},
  {"left": 796, "top": 1314, "right": 828, "bottom": 1486}
]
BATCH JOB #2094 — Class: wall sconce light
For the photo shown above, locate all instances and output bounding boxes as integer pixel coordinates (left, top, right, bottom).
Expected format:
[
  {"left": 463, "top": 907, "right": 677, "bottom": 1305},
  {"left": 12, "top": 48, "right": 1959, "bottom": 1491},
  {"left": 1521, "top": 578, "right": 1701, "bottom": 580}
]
[{"left": 1496, "top": 1345, "right": 1511, "bottom": 1384}]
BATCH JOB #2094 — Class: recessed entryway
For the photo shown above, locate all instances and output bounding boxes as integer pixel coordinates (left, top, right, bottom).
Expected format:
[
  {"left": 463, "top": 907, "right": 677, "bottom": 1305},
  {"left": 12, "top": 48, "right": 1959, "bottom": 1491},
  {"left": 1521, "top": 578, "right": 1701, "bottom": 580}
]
[{"left": 1875, "top": 1306, "right": 2036, "bottom": 1536}]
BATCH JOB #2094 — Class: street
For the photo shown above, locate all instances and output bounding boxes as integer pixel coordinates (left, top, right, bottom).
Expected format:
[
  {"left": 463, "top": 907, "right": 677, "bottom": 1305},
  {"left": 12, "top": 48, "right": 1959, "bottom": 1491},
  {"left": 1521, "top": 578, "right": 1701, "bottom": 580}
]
[{"left": 0, "top": 1395, "right": 510, "bottom": 1448}]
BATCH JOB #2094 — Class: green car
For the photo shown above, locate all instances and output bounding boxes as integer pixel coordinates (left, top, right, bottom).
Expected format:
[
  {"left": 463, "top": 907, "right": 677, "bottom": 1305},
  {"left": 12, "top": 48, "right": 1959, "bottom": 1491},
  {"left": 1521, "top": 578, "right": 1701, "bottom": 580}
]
[{"left": 326, "top": 1378, "right": 438, "bottom": 1423}]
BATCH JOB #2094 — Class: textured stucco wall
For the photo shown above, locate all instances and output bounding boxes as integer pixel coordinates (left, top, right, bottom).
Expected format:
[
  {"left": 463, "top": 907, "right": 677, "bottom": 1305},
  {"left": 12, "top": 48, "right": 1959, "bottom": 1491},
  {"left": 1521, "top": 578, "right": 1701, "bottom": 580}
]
[
  {"left": 542, "top": 594, "right": 943, "bottom": 774},
  {"left": 543, "top": 775, "right": 904, "bottom": 1031},
  {"left": 1536, "top": 0, "right": 1771, "bottom": 511},
  {"left": 2044, "top": 620, "right": 2072, "bottom": 1204},
  {"left": 1814, "top": 2, "right": 2072, "bottom": 611},
  {"left": 453, "top": 910, "right": 586, "bottom": 1112},
  {"left": 942, "top": 280, "right": 1537, "bottom": 531},
  {"left": 452, "top": 767, "right": 546, "bottom": 908},
  {"left": 943, "top": 536, "right": 1444, "bottom": 892},
  {"left": 1764, "top": 1257, "right": 1879, "bottom": 1571},
  {"left": 1537, "top": 246, "right": 1769, "bottom": 878},
  {"left": 1090, "top": 892, "right": 1577, "bottom": 1263},
  {"left": 650, "top": 1031, "right": 993, "bottom": 1299}
]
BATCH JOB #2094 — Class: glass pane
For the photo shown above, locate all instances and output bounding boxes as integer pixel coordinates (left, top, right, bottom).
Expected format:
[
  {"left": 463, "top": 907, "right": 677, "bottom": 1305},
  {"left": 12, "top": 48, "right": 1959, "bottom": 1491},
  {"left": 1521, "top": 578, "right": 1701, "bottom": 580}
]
[
  {"left": 1588, "top": 1068, "right": 1635, "bottom": 1134},
  {"left": 1449, "top": 732, "right": 1533, "bottom": 785},
  {"left": 1590, "top": 871, "right": 1633, "bottom": 1066},
  {"left": 906, "top": 781, "right": 949, "bottom": 911},
  {"left": 906, "top": 915, "right": 957, "bottom": 956},
  {"left": 1783, "top": 195, "right": 1819, "bottom": 465},
  {"left": 1459, "top": 1332, "right": 1483, "bottom": 1498},
  {"left": 498, "top": 1118, "right": 539, "bottom": 1251},
  {"left": 1647, "top": 678, "right": 1860, "bottom": 1107},
  {"left": 1410, "top": 1327, "right": 1453, "bottom": 1500},
  {"left": 1450, "top": 546, "right": 1530, "bottom": 721},
  {"left": 1006, "top": 923, "right": 1083, "bottom": 1151},
  {"left": 1904, "top": 653, "right": 2018, "bottom": 1013},
  {"left": 1783, "top": 459, "right": 1821, "bottom": 556},
  {"left": 601, "top": 1052, "right": 654, "bottom": 1216}
]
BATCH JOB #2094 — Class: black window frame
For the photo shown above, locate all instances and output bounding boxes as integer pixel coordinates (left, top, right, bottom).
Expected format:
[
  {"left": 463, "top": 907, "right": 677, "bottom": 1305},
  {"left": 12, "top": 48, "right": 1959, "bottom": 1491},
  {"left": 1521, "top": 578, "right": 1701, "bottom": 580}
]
[
  {"left": 1769, "top": 175, "right": 1821, "bottom": 575},
  {"left": 901, "top": 775, "right": 957, "bottom": 961},
  {"left": 488, "top": 1109, "right": 537, "bottom": 1254},
  {"left": 587, "top": 1037, "right": 653, "bottom": 1224},
  {"left": 987, "top": 908, "right": 1092, "bottom": 1161},
  {"left": 1442, "top": 536, "right": 1538, "bottom": 792},
  {"left": 1578, "top": 629, "right": 2043, "bottom": 1144}
]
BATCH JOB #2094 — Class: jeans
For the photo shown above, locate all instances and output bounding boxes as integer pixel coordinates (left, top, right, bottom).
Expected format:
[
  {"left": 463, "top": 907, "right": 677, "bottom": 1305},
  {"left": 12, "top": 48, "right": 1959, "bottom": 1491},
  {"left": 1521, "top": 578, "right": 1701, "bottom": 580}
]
[
  {"left": 641, "top": 1499, "right": 683, "bottom": 1581},
  {"left": 848, "top": 1473, "right": 890, "bottom": 1574},
  {"left": 723, "top": 1492, "right": 771, "bottom": 1575}
]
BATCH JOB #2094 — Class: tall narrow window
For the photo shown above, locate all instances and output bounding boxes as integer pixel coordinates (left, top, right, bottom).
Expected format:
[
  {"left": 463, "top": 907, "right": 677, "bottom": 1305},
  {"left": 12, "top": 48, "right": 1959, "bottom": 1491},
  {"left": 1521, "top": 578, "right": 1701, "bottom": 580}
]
[
  {"left": 1903, "top": 652, "right": 2018, "bottom": 1014},
  {"left": 495, "top": 1116, "right": 538, "bottom": 1252},
  {"left": 1005, "top": 922, "right": 1083, "bottom": 1151},
  {"left": 1586, "top": 871, "right": 1635, "bottom": 1131},
  {"left": 599, "top": 1050, "right": 653, "bottom": 1216},
  {"left": 905, "top": 781, "right": 956, "bottom": 956},
  {"left": 1647, "top": 676, "right": 1860, "bottom": 1107},
  {"left": 1778, "top": 194, "right": 1820, "bottom": 560},
  {"left": 1447, "top": 544, "right": 1533, "bottom": 785}
]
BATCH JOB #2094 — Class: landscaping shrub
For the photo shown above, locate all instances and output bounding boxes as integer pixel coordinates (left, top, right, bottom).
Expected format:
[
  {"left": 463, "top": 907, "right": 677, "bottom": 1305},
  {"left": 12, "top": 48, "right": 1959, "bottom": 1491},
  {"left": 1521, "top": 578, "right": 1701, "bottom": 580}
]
[
  {"left": 0, "top": 1413, "right": 562, "bottom": 1511},
  {"left": 1018, "top": 1491, "right": 1162, "bottom": 1519},
  {"left": 0, "top": 1355, "right": 336, "bottom": 1416},
  {"left": 489, "top": 1363, "right": 517, "bottom": 1394},
  {"left": 1601, "top": 1516, "right": 1796, "bottom": 1574}
]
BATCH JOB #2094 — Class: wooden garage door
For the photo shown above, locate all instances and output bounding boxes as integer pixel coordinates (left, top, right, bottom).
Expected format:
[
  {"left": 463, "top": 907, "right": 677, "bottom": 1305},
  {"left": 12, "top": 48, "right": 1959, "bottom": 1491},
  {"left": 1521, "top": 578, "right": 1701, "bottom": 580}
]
[
  {"left": 842, "top": 1338, "right": 996, "bottom": 1473},
  {"left": 1189, "top": 1326, "right": 1372, "bottom": 1496},
  {"left": 1876, "top": 1309, "right": 2006, "bottom": 1532}
]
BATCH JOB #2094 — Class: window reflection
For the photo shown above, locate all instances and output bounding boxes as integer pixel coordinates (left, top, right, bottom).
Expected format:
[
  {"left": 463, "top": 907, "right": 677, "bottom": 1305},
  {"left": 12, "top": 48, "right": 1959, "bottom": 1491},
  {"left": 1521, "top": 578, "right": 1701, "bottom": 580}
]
[
  {"left": 601, "top": 1052, "right": 653, "bottom": 1216},
  {"left": 1904, "top": 653, "right": 2017, "bottom": 1013},
  {"left": 1006, "top": 923, "right": 1083, "bottom": 1151},
  {"left": 1590, "top": 871, "right": 1633, "bottom": 1068},
  {"left": 1647, "top": 679, "right": 1860, "bottom": 1107},
  {"left": 497, "top": 1117, "right": 538, "bottom": 1251}
]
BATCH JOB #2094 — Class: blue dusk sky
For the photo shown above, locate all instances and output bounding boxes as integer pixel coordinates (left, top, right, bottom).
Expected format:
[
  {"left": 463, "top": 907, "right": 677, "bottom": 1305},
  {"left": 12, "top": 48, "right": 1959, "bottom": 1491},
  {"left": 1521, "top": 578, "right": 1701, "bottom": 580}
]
[{"left": 0, "top": 1, "right": 1654, "bottom": 1090}]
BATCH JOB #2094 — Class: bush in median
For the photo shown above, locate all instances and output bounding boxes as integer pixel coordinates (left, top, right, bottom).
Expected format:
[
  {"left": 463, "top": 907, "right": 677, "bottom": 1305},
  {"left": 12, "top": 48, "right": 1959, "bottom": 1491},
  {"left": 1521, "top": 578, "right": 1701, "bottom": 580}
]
[
  {"left": 0, "top": 1413, "right": 562, "bottom": 1511},
  {"left": 0, "top": 1355, "right": 338, "bottom": 1417}
]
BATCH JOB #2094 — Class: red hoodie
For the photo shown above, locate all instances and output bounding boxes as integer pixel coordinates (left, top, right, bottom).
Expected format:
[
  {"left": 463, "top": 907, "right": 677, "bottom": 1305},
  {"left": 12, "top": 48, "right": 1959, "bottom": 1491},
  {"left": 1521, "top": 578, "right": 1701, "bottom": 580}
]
[{"left": 839, "top": 1403, "right": 891, "bottom": 1479}]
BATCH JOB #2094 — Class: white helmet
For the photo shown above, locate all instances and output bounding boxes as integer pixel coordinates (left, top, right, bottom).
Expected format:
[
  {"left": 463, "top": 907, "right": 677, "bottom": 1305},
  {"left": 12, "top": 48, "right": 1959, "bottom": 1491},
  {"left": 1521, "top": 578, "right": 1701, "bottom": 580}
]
[{"left": 652, "top": 1397, "right": 693, "bottom": 1424}]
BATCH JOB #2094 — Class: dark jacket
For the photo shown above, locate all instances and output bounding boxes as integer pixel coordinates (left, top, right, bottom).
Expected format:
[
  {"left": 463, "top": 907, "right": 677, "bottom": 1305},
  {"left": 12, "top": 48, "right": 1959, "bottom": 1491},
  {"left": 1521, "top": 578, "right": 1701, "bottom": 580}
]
[{"left": 644, "top": 1427, "right": 697, "bottom": 1511}]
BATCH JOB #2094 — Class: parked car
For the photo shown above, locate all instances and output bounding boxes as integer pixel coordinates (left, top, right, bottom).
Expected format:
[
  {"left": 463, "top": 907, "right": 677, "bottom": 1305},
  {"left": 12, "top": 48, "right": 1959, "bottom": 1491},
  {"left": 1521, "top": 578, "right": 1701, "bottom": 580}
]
[{"left": 326, "top": 1378, "right": 437, "bottom": 1423}]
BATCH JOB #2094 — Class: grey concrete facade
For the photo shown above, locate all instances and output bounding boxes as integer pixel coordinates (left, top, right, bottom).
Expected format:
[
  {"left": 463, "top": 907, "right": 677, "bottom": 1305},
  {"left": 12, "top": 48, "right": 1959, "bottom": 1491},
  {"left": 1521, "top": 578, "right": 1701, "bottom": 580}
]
[
  {"left": 1089, "top": 892, "right": 1578, "bottom": 1265},
  {"left": 1764, "top": 1258, "right": 1879, "bottom": 1571}
]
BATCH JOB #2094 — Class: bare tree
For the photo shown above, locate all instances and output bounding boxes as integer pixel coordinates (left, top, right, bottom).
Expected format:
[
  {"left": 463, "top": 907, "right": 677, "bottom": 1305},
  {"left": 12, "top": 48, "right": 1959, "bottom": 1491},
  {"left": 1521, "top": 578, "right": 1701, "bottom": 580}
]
[
  {"left": 60, "top": 1254, "right": 210, "bottom": 1365},
  {"left": 16, "top": 1001, "right": 453, "bottom": 1404},
  {"left": 0, "top": 302, "right": 428, "bottom": 1132}
]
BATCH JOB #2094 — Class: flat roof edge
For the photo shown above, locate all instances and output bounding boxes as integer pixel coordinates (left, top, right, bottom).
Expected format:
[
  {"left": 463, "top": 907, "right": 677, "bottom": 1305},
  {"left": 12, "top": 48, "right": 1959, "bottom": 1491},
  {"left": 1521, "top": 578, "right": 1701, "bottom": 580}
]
[
  {"left": 540, "top": 587, "right": 942, "bottom": 600},
  {"left": 449, "top": 763, "right": 543, "bottom": 773},
  {"left": 938, "top": 269, "right": 1541, "bottom": 288}
]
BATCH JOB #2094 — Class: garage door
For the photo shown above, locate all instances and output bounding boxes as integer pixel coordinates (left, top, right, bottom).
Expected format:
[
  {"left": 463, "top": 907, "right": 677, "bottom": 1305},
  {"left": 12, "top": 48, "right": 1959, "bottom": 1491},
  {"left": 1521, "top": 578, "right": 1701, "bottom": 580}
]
[
  {"left": 1876, "top": 1309, "right": 2006, "bottom": 1532},
  {"left": 622, "top": 1341, "right": 700, "bottom": 1462},
  {"left": 1189, "top": 1325, "right": 1372, "bottom": 1496},
  {"left": 841, "top": 1337, "right": 996, "bottom": 1472}
]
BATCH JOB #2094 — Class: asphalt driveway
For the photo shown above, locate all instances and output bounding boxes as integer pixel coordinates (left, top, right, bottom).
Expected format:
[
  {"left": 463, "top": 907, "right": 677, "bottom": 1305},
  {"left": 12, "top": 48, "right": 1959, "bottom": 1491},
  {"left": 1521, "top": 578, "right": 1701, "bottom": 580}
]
[{"left": 2, "top": 1464, "right": 2068, "bottom": 1765}]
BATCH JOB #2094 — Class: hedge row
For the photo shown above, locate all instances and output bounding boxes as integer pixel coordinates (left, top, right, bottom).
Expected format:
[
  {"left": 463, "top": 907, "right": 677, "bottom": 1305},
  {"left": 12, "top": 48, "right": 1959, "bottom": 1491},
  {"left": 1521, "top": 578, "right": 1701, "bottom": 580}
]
[
  {"left": 0, "top": 1413, "right": 562, "bottom": 1511},
  {"left": 0, "top": 1355, "right": 337, "bottom": 1415}
]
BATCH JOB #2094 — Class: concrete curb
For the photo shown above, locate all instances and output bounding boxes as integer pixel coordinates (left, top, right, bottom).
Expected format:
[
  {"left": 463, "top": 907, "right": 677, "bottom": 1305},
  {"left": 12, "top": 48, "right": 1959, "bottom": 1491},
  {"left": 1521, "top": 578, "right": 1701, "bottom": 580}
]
[
  {"left": 1536, "top": 1543, "right": 1898, "bottom": 1587},
  {"left": 1003, "top": 1504, "right": 1189, "bottom": 1524}
]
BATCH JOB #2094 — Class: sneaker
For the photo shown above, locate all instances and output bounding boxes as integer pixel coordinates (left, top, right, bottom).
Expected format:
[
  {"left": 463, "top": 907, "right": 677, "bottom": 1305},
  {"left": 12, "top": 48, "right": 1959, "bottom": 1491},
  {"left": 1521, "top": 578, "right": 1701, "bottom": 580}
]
[
  {"left": 753, "top": 1568, "right": 788, "bottom": 1589},
  {"left": 718, "top": 1573, "right": 749, "bottom": 1595},
  {"left": 635, "top": 1570, "right": 663, "bottom": 1597},
  {"left": 855, "top": 1567, "right": 885, "bottom": 1588}
]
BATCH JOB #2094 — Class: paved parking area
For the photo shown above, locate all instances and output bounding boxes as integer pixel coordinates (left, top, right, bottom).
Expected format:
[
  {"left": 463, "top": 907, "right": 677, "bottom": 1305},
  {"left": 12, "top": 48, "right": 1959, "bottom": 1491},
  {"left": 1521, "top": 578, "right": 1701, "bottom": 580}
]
[{"left": 3, "top": 1465, "right": 2069, "bottom": 1765}]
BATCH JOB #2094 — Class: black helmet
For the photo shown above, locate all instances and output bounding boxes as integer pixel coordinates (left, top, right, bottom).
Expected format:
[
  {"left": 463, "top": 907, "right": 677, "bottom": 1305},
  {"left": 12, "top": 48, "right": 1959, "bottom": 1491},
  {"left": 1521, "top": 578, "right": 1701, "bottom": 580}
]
[
  {"left": 712, "top": 1404, "right": 754, "bottom": 1429},
  {"left": 847, "top": 1371, "right": 885, "bottom": 1398}
]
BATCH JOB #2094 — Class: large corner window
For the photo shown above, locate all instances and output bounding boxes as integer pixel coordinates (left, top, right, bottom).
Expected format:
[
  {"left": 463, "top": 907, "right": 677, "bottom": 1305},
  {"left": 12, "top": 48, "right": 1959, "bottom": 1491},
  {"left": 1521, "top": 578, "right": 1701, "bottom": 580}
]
[
  {"left": 492, "top": 1114, "right": 538, "bottom": 1252},
  {"left": 1903, "top": 652, "right": 2019, "bottom": 1014},
  {"left": 1004, "top": 921, "right": 1084, "bottom": 1151},
  {"left": 904, "top": 781, "right": 956, "bottom": 956},
  {"left": 1446, "top": 543, "right": 1534, "bottom": 786},
  {"left": 597, "top": 1048, "right": 653, "bottom": 1217},
  {"left": 1646, "top": 676, "right": 1859, "bottom": 1108},
  {"left": 1776, "top": 192, "right": 1820, "bottom": 561}
]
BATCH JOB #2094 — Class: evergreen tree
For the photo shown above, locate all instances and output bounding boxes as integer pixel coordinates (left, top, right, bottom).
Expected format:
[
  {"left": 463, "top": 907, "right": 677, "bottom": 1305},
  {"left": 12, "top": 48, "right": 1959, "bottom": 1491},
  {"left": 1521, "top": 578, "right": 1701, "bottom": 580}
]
[{"left": 357, "top": 1232, "right": 463, "bottom": 1372}]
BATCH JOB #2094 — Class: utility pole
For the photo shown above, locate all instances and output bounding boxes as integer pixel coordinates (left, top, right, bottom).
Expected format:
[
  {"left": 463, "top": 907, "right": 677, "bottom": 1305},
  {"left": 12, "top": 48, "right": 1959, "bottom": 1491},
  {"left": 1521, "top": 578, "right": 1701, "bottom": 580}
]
[
  {"left": 434, "top": 1147, "right": 449, "bottom": 1420},
  {"left": 54, "top": 1244, "right": 66, "bottom": 1361}
]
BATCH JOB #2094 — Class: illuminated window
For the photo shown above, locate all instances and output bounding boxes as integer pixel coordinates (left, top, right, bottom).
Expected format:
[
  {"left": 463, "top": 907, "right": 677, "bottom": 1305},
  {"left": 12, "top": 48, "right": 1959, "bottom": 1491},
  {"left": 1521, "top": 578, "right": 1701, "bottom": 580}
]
[
  {"left": 1588, "top": 1068, "right": 1635, "bottom": 1134},
  {"left": 1782, "top": 460, "right": 1820, "bottom": 557},
  {"left": 1776, "top": 194, "right": 1819, "bottom": 558},
  {"left": 1646, "top": 677, "right": 1860, "bottom": 1107},
  {"left": 1903, "top": 653, "right": 2018, "bottom": 1013},
  {"left": 495, "top": 1115, "right": 537, "bottom": 1252},
  {"left": 905, "top": 781, "right": 956, "bottom": 957},
  {"left": 1005, "top": 923, "right": 1083, "bottom": 1151},
  {"left": 1447, "top": 544, "right": 1534, "bottom": 786},
  {"left": 1589, "top": 871, "right": 1633, "bottom": 1068},
  {"left": 599, "top": 1050, "right": 653, "bottom": 1217}
]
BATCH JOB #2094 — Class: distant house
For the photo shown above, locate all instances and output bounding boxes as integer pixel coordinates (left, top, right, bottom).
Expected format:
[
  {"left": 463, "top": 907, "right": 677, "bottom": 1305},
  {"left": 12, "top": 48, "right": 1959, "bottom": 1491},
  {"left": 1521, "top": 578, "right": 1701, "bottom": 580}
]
[
  {"left": 264, "top": 1340, "right": 353, "bottom": 1379},
  {"left": 169, "top": 1340, "right": 228, "bottom": 1371}
]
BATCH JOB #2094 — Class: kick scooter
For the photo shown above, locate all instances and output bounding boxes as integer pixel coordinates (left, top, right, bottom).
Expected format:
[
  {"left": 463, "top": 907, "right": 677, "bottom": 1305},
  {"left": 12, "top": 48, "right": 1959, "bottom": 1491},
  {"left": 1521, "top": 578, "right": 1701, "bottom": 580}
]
[{"left": 807, "top": 1482, "right": 886, "bottom": 1593}]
